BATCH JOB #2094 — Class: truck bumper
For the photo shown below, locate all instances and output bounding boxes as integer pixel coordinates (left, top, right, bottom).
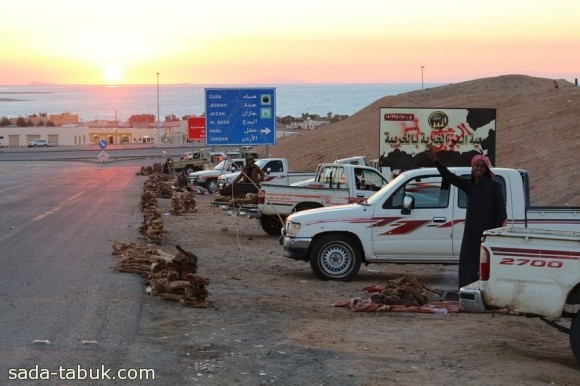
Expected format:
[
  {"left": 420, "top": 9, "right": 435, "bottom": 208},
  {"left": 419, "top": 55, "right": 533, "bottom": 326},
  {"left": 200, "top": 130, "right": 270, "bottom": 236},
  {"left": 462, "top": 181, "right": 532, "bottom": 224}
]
[
  {"left": 280, "top": 235, "right": 311, "bottom": 261},
  {"left": 459, "top": 282, "right": 486, "bottom": 313}
]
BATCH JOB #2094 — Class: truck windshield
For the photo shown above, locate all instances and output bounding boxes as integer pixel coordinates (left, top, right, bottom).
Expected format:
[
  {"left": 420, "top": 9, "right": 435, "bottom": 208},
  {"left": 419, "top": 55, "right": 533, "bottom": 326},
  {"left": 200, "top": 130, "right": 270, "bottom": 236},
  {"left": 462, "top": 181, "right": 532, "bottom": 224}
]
[
  {"left": 213, "top": 160, "right": 231, "bottom": 170},
  {"left": 361, "top": 173, "right": 406, "bottom": 206}
]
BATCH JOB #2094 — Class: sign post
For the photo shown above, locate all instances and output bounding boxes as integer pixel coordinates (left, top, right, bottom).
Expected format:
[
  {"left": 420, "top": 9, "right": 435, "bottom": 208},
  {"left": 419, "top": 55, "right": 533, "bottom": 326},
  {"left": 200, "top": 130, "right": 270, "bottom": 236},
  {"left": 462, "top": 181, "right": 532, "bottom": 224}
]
[
  {"left": 98, "top": 139, "right": 108, "bottom": 162},
  {"left": 205, "top": 88, "right": 276, "bottom": 146}
]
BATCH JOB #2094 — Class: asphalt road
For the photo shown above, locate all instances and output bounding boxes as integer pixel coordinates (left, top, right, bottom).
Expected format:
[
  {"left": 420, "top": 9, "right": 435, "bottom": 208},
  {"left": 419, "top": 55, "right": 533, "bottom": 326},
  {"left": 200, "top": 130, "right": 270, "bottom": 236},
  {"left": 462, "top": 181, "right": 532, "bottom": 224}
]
[
  {"left": 0, "top": 153, "right": 172, "bottom": 384},
  {"left": 0, "top": 144, "right": 195, "bottom": 162}
]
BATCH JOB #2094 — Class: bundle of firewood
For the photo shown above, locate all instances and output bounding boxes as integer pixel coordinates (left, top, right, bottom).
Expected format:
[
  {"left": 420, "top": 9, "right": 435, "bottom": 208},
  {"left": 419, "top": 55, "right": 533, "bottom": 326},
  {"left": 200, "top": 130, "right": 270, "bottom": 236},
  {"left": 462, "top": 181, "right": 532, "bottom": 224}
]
[
  {"left": 139, "top": 175, "right": 166, "bottom": 243},
  {"left": 140, "top": 189, "right": 158, "bottom": 211},
  {"left": 169, "top": 190, "right": 197, "bottom": 215},
  {"left": 143, "top": 174, "right": 174, "bottom": 199},
  {"left": 212, "top": 192, "right": 258, "bottom": 207},
  {"left": 136, "top": 163, "right": 163, "bottom": 176},
  {"left": 212, "top": 195, "right": 231, "bottom": 203},
  {"left": 231, "top": 193, "right": 258, "bottom": 206},
  {"left": 111, "top": 242, "right": 210, "bottom": 308},
  {"left": 139, "top": 207, "right": 165, "bottom": 242},
  {"left": 369, "top": 275, "right": 431, "bottom": 306},
  {"left": 111, "top": 239, "right": 173, "bottom": 273}
]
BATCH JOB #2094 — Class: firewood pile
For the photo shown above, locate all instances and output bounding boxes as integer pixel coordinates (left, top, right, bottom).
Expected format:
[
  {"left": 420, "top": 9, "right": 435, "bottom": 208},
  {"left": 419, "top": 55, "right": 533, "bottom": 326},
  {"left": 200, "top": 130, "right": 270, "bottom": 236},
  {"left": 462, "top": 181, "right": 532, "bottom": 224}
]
[
  {"left": 139, "top": 207, "right": 165, "bottom": 242},
  {"left": 213, "top": 192, "right": 258, "bottom": 207},
  {"left": 140, "top": 189, "right": 158, "bottom": 211},
  {"left": 231, "top": 193, "right": 258, "bottom": 206},
  {"left": 368, "top": 275, "right": 430, "bottom": 306},
  {"left": 136, "top": 163, "right": 163, "bottom": 176},
  {"left": 169, "top": 189, "right": 197, "bottom": 214},
  {"left": 111, "top": 241, "right": 211, "bottom": 308},
  {"left": 139, "top": 178, "right": 165, "bottom": 243},
  {"left": 332, "top": 275, "right": 460, "bottom": 313},
  {"left": 143, "top": 173, "right": 174, "bottom": 199}
]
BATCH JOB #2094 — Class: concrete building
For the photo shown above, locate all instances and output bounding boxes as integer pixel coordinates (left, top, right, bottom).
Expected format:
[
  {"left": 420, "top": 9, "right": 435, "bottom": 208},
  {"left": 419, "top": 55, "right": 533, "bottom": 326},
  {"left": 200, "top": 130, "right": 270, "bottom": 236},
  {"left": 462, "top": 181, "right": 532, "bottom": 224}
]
[{"left": 0, "top": 120, "right": 190, "bottom": 147}]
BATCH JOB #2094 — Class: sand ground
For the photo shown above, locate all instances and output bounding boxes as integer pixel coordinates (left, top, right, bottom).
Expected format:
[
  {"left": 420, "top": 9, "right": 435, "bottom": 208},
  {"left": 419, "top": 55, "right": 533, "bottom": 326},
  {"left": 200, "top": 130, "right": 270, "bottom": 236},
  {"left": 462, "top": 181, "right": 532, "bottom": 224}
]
[{"left": 125, "top": 192, "right": 580, "bottom": 386}]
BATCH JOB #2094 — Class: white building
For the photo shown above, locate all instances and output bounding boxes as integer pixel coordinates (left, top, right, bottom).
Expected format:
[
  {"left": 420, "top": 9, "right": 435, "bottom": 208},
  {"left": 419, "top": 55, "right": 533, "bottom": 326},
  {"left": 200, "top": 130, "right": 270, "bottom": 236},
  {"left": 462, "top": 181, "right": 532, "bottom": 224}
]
[{"left": 0, "top": 120, "right": 189, "bottom": 147}]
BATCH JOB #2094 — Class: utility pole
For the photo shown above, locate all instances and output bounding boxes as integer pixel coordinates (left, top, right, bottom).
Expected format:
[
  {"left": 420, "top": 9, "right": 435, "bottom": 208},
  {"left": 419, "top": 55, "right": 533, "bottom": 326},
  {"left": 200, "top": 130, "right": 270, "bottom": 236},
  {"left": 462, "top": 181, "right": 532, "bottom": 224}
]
[
  {"left": 157, "top": 72, "right": 160, "bottom": 144},
  {"left": 421, "top": 66, "right": 425, "bottom": 90}
]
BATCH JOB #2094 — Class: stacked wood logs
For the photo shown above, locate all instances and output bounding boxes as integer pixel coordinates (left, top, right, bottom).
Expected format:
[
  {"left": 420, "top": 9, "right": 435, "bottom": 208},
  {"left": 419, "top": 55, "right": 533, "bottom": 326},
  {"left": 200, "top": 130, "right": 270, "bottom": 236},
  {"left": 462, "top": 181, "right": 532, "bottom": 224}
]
[
  {"left": 139, "top": 175, "right": 165, "bottom": 243},
  {"left": 111, "top": 241, "right": 210, "bottom": 308},
  {"left": 369, "top": 274, "right": 430, "bottom": 307},
  {"left": 231, "top": 193, "right": 258, "bottom": 206},
  {"left": 169, "top": 189, "right": 197, "bottom": 215},
  {"left": 139, "top": 207, "right": 165, "bottom": 242},
  {"left": 143, "top": 173, "right": 174, "bottom": 199},
  {"left": 213, "top": 192, "right": 258, "bottom": 207},
  {"left": 140, "top": 189, "right": 158, "bottom": 211},
  {"left": 136, "top": 163, "right": 163, "bottom": 176}
]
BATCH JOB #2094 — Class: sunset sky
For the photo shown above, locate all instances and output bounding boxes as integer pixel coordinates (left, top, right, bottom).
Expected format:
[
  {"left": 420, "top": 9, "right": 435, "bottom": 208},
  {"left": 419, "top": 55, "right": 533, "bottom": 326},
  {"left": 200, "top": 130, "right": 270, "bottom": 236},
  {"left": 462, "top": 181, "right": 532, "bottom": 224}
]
[{"left": 1, "top": 0, "right": 578, "bottom": 85}]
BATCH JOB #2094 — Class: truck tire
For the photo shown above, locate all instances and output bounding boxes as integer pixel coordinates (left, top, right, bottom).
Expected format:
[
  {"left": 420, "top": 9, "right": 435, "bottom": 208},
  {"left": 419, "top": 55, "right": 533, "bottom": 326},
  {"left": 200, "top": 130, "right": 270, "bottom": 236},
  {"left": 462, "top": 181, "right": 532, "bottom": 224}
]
[
  {"left": 185, "top": 165, "right": 196, "bottom": 175},
  {"left": 309, "top": 233, "right": 361, "bottom": 281},
  {"left": 570, "top": 312, "right": 580, "bottom": 361},
  {"left": 260, "top": 215, "right": 283, "bottom": 236},
  {"left": 205, "top": 179, "right": 218, "bottom": 193}
]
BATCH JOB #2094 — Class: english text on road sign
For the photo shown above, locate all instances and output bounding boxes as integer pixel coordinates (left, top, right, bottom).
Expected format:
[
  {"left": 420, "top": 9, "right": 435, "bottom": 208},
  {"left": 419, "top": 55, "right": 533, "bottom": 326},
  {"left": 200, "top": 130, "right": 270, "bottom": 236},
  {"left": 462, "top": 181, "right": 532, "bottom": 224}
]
[{"left": 205, "top": 88, "right": 276, "bottom": 146}]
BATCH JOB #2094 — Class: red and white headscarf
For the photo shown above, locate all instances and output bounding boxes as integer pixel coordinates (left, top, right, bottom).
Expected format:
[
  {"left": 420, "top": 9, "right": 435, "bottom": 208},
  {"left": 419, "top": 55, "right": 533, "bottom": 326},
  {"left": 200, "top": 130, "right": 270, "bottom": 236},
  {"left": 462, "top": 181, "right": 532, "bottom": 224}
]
[{"left": 471, "top": 154, "right": 495, "bottom": 179}]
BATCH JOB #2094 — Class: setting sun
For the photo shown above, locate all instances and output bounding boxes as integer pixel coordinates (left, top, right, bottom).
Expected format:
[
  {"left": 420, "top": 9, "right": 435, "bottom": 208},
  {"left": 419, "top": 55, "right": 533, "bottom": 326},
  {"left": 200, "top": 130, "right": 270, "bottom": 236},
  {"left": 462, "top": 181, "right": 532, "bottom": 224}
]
[
  {"left": 0, "top": 0, "right": 578, "bottom": 85},
  {"left": 103, "top": 65, "right": 122, "bottom": 85}
]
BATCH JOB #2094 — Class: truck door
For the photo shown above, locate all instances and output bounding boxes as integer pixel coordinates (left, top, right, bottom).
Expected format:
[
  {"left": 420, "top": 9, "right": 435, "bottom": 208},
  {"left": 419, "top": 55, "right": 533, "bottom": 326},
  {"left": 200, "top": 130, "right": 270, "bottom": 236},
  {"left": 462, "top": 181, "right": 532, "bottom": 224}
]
[{"left": 371, "top": 174, "right": 456, "bottom": 263}]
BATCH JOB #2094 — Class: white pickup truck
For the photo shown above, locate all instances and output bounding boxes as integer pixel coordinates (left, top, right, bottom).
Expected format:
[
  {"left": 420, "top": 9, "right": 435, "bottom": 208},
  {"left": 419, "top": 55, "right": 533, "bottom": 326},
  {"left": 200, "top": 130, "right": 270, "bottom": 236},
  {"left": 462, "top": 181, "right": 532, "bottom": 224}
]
[
  {"left": 189, "top": 158, "right": 246, "bottom": 192},
  {"left": 257, "top": 163, "right": 389, "bottom": 235},
  {"left": 459, "top": 227, "right": 580, "bottom": 361},
  {"left": 217, "top": 158, "right": 315, "bottom": 190},
  {"left": 280, "top": 166, "right": 580, "bottom": 281}
]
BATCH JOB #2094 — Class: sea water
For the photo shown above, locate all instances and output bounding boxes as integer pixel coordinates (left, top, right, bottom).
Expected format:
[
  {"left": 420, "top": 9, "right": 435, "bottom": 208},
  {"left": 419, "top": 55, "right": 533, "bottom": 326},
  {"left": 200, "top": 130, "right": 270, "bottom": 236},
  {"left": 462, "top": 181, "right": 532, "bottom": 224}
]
[{"left": 0, "top": 83, "right": 442, "bottom": 122}]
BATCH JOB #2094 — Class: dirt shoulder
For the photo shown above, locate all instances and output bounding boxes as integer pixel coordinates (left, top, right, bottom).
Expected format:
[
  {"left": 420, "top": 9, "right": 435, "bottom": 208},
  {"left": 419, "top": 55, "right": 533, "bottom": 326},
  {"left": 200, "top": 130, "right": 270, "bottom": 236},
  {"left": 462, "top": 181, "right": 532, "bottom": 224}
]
[{"left": 129, "top": 192, "right": 579, "bottom": 386}]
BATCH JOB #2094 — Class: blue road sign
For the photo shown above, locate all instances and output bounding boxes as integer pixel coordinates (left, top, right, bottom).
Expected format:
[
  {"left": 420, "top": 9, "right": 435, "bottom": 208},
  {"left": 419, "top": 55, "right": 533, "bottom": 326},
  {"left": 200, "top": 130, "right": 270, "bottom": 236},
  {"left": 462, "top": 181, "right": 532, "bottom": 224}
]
[
  {"left": 98, "top": 139, "right": 107, "bottom": 149},
  {"left": 205, "top": 88, "right": 276, "bottom": 146}
]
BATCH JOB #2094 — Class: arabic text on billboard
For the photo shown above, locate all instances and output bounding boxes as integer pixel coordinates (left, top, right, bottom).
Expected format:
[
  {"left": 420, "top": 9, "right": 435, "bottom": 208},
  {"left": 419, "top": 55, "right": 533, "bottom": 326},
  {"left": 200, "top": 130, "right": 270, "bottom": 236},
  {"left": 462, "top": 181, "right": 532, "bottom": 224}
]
[{"left": 379, "top": 107, "right": 496, "bottom": 171}]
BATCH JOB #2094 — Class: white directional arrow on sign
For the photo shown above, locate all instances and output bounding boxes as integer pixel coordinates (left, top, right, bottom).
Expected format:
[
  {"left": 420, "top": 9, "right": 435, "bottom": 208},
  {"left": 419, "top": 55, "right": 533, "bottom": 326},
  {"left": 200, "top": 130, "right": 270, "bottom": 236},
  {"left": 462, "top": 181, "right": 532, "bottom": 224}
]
[{"left": 260, "top": 127, "right": 271, "bottom": 135}]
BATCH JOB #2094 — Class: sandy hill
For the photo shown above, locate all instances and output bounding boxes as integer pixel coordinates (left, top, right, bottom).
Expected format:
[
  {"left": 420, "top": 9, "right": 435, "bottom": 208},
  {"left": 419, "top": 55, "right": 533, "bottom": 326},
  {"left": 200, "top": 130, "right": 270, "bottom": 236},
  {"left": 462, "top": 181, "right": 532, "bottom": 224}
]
[{"left": 262, "top": 74, "right": 579, "bottom": 206}]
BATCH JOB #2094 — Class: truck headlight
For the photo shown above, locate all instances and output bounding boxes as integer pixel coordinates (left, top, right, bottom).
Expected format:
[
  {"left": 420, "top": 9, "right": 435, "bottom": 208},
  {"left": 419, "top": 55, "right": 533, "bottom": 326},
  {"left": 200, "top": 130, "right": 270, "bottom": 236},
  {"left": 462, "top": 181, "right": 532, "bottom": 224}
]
[{"left": 285, "top": 221, "right": 301, "bottom": 236}]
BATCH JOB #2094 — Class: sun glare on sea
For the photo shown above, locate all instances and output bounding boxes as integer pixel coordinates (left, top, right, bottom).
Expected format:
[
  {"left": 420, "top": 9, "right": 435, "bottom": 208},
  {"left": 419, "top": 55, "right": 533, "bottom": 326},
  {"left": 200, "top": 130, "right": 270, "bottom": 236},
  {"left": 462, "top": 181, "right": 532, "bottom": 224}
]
[{"left": 103, "top": 65, "right": 122, "bottom": 85}]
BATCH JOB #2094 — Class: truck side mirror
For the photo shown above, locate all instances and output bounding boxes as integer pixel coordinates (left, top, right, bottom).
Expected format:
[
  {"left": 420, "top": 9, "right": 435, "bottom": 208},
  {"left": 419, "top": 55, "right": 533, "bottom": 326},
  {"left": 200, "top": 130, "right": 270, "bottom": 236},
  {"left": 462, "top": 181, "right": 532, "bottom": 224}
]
[
  {"left": 266, "top": 167, "right": 271, "bottom": 174},
  {"left": 401, "top": 195, "right": 415, "bottom": 215}
]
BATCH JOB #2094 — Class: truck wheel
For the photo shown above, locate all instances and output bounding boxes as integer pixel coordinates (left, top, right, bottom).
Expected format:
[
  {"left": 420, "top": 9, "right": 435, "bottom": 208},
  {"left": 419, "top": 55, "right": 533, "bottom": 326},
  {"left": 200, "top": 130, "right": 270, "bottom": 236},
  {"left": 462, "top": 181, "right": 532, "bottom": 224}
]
[
  {"left": 260, "top": 215, "right": 283, "bottom": 236},
  {"left": 570, "top": 312, "right": 580, "bottom": 361},
  {"left": 205, "top": 179, "right": 218, "bottom": 193},
  {"left": 309, "top": 234, "right": 361, "bottom": 281}
]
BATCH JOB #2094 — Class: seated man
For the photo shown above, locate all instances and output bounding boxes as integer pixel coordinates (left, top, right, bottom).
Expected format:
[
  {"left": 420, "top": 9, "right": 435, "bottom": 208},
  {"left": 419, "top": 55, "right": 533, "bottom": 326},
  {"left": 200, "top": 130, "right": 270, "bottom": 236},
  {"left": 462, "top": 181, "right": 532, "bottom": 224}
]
[
  {"left": 220, "top": 155, "right": 266, "bottom": 197},
  {"left": 233, "top": 156, "right": 266, "bottom": 186}
]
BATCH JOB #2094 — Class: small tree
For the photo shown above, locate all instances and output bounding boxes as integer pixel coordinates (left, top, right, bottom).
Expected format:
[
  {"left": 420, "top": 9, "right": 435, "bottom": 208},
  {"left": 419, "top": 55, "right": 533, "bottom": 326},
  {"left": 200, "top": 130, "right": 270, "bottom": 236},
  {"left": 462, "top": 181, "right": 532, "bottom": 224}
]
[
  {"left": 16, "top": 117, "right": 26, "bottom": 127},
  {"left": 0, "top": 117, "right": 11, "bottom": 127},
  {"left": 46, "top": 120, "right": 55, "bottom": 127}
]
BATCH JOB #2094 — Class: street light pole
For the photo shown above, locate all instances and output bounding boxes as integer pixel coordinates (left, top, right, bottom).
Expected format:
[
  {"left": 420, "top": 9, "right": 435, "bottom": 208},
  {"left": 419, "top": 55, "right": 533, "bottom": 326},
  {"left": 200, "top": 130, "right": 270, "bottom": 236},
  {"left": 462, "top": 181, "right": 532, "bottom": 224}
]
[
  {"left": 156, "top": 72, "right": 161, "bottom": 145},
  {"left": 421, "top": 66, "right": 425, "bottom": 90}
]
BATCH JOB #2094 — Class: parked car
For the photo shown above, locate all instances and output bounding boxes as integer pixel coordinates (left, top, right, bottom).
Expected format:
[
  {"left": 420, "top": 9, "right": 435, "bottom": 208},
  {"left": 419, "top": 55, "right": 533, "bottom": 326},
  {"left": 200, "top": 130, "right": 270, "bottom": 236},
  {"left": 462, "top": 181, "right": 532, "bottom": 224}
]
[{"left": 27, "top": 139, "right": 56, "bottom": 147}]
